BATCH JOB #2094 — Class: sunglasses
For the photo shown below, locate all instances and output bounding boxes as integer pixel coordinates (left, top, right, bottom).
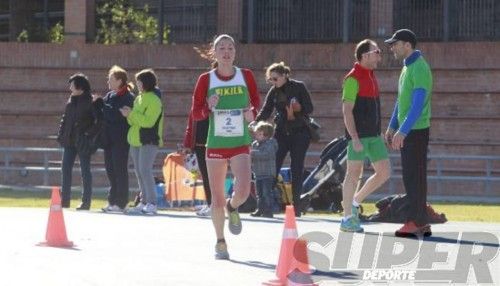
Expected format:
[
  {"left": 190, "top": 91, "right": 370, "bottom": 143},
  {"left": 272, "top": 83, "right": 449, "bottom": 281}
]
[
  {"left": 364, "top": 49, "right": 381, "bottom": 55},
  {"left": 268, "top": 77, "right": 279, "bottom": 82}
]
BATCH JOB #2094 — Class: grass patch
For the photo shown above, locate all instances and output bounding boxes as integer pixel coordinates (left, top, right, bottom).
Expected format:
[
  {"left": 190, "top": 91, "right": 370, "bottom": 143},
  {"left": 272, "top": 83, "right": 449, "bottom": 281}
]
[
  {"left": 0, "top": 189, "right": 499, "bottom": 222},
  {"left": 427, "top": 202, "right": 500, "bottom": 223},
  {"left": 0, "top": 188, "right": 109, "bottom": 209}
]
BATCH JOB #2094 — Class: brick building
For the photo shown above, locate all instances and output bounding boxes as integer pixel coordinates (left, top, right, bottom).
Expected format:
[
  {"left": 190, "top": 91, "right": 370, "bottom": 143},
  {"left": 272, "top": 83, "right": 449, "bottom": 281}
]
[
  {"left": 0, "top": 0, "right": 498, "bottom": 196},
  {"left": 3, "top": 0, "right": 500, "bottom": 44}
]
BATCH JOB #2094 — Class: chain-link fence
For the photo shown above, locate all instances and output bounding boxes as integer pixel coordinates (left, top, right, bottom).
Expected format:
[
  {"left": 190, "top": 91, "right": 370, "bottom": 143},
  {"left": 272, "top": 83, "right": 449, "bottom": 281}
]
[
  {"left": 394, "top": 0, "right": 500, "bottom": 41},
  {"left": 1, "top": 0, "right": 500, "bottom": 43},
  {"left": 242, "top": 0, "right": 370, "bottom": 43},
  {"left": 153, "top": 0, "right": 217, "bottom": 44}
]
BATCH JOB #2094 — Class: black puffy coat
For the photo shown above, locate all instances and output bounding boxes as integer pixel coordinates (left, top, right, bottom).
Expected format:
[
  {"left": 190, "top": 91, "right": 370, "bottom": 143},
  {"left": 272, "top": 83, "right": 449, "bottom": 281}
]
[{"left": 57, "top": 93, "right": 97, "bottom": 148}]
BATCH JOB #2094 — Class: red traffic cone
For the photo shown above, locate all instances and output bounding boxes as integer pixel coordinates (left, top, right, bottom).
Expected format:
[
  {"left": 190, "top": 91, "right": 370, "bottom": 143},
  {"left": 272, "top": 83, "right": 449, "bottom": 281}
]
[
  {"left": 287, "top": 239, "right": 318, "bottom": 286},
  {"left": 262, "top": 205, "right": 298, "bottom": 286},
  {"left": 38, "top": 187, "right": 73, "bottom": 247}
]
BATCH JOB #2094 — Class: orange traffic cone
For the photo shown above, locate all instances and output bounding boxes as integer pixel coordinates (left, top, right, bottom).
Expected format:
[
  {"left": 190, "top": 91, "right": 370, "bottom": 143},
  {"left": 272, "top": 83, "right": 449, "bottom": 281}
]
[
  {"left": 38, "top": 187, "right": 73, "bottom": 247},
  {"left": 286, "top": 239, "right": 318, "bottom": 286},
  {"left": 262, "top": 205, "right": 298, "bottom": 286}
]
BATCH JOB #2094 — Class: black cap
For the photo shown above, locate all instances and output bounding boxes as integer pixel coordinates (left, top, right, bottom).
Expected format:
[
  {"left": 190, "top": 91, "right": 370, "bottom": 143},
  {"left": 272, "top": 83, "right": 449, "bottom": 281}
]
[{"left": 384, "top": 29, "right": 417, "bottom": 46}]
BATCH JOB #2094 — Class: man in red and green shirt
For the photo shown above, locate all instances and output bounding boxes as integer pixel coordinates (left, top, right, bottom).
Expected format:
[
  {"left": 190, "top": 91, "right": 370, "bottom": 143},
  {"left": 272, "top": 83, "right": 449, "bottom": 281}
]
[
  {"left": 385, "top": 29, "right": 433, "bottom": 237},
  {"left": 340, "top": 39, "right": 391, "bottom": 232}
]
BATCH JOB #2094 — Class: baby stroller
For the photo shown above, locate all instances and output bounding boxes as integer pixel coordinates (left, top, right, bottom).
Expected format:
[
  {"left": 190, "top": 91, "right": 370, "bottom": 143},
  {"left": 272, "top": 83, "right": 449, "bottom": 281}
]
[{"left": 299, "top": 136, "right": 348, "bottom": 214}]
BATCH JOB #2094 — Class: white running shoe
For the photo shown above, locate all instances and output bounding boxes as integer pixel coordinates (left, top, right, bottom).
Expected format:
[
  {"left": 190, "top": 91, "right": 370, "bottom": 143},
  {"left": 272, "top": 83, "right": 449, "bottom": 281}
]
[
  {"left": 126, "top": 202, "right": 146, "bottom": 214},
  {"left": 215, "top": 241, "right": 230, "bottom": 260},
  {"left": 142, "top": 203, "right": 158, "bottom": 215},
  {"left": 101, "top": 204, "right": 112, "bottom": 212},
  {"left": 196, "top": 205, "right": 212, "bottom": 217},
  {"left": 194, "top": 204, "right": 207, "bottom": 211},
  {"left": 102, "top": 204, "right": 124, "bottom": 213}
]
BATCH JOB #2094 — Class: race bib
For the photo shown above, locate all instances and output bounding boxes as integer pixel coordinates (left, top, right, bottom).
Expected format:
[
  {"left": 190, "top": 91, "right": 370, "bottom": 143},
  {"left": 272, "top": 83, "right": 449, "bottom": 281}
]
[{"left": 213, "top": 109, "right": 244, "bottom": 137}]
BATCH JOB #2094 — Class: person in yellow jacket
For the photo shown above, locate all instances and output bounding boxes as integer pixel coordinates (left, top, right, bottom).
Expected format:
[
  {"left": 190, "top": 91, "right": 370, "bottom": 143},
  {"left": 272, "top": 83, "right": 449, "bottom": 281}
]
[{"left": 120, "top": 69, "right": 163, "bottom": 215}]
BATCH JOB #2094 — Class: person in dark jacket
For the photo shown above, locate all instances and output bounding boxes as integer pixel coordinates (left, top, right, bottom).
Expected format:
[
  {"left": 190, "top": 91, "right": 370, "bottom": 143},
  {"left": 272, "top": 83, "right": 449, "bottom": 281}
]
[
  {"left": 255, "top": 62, "right": 314, "bottom": 217},
  {"left": 182, "top": 114, "right": 211, "bottom": 216},
  {"left": 96, "top": 65, "right": 135, "bottom": 212},
  {"left": 57, "top": 73, "right": 98, "bottom": 210}
]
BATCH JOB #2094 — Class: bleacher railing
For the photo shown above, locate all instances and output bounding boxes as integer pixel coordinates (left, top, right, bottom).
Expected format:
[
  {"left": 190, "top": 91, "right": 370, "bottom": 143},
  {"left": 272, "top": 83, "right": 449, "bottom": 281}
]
[
  {"left": 1, "top": 147, "right": 499, "bottom": 201},
  {"left": 384, "top": 153, "right": 500, "bottom": 200},
  {"left": 0, "top": 147, "right": 172, "bottom": 188}
]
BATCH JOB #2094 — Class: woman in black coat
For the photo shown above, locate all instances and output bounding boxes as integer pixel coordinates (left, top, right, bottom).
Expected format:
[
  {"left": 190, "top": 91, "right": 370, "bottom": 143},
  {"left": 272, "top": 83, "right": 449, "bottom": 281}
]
[
  {"left": 57, "top": 73, "right": 99, "bottom": 210},
  {"left": 96, "top": 65, "right": 135, "bottom": 212},
  {"left": 254, "top": 62, "right": 314, "bottom": 217}
]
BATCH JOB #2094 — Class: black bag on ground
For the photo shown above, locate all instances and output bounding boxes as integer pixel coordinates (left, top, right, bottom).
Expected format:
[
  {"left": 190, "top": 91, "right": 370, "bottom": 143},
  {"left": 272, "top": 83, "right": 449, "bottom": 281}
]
[
  {"left": 309, "top": 180, "right": 343, "bottom": 213},
  {"left": 360, "top": 194, "right": 447, "bottom": 224}
]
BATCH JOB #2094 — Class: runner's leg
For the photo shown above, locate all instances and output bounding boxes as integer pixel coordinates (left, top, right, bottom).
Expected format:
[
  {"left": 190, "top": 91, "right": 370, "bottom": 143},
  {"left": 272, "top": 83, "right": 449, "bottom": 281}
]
[{"left": 206, "top": 158, "right": 228, "bottom": 239}]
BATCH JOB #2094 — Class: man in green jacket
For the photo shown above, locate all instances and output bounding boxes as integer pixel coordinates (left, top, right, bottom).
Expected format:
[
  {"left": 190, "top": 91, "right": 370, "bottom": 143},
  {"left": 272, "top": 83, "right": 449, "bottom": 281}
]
[{"left": 385, "top": 29, "right": 433, "bottom": 237}]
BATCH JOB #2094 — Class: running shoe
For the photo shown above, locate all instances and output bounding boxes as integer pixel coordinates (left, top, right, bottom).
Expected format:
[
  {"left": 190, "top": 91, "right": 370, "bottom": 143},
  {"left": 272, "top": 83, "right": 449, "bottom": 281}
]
[
  {"left": 226, "top": 199, "right": 242, "bottom": 235},
  {"left": 215, "top": 241, "right": 230, "bottom": 260},
  {"left": 340, "top": 216, "right": 364, "bottom": 233}
]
